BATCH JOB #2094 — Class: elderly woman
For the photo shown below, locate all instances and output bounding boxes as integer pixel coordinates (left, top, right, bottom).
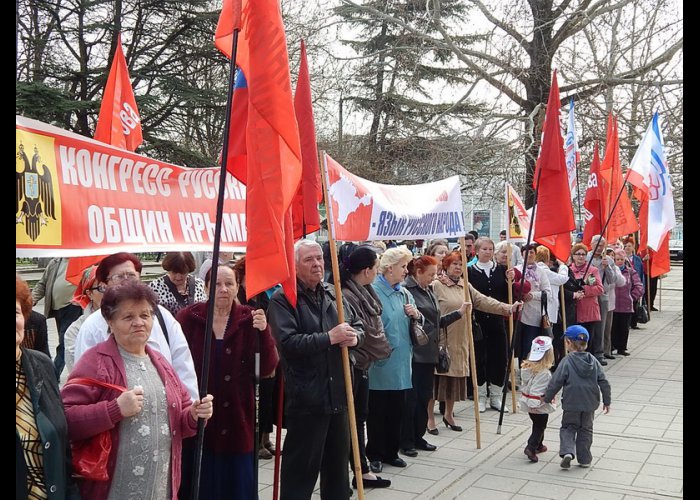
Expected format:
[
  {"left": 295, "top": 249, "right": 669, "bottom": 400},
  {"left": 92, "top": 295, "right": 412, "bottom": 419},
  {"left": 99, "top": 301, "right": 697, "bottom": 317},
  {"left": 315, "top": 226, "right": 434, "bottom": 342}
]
[
  {"left": 177, "top": 264, "right": 278, "bottom": 499},
  {"left": 16, "top": 276, "right": 80, "bottom": 499},
  {"left": 514, "top": 244, "right": 553, "bottom": 363},
  {"left": 62, "top": 281, "right": 213, "bottom": 500},
  {"left": 402, "top": 256, "right": 467, "bottom": 444},
  {"left": 569, "top": 243, "right": 605, "bottom": 339},
  {"left": 433, "top": 251, "right": 521, "bottom": 430},
  {"left": 338, "top": 243, "right": 392, "bottom": 489},
  {"left": 612, "top": 249, "right": 644, "bottom": 356},
  {"left": 367, "top": 246, "right": 421, "bottom": 473},
  {"left": 468, "top": 237, "right": 518, "bottom": 413},
  {"left": 64, "top": 265, "right": 103, "bottom": 373},
  {"left": 624, "top": 239, "right": 646, "bottom": 330},
  {"left": 149, "top": 252, "right": 207, "bottom": 317},
  {"left": 425, "top": 239, "right": 450, "bottom": 273}
]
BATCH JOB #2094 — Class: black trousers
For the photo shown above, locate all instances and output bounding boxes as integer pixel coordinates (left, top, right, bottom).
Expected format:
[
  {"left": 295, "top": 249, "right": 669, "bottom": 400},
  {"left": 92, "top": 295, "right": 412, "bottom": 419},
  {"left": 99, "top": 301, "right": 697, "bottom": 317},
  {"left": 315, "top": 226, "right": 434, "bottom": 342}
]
[
  {"left": 281, "top": 412, "right": 350, "bottom": 500},
  {"left": 526, "top": 413, "right": 549, "bottom": 451},
  {"left": 611, "top": 312, "right": 633, "bottom": 352},
  {"left": 349, "top": 366, "right": 370, "bottom": 475},
  {"left": 366, "top": 389, "right": 406, "bottom": 462},
  {"left": 400, "top": 363, "right": 434, "bottom": 449},
  {"left": 53, "top": 304, "right": 83, "bottom": 378},
  {"left": 649, "top": 276, "right": 659, "bottom": 308},
  {"left": 474, "top": 316, "right": 508, "bottom": 386},
  {"left": 552, "top": 320, "right": 565, "bottom": 370},
  {"left": 258, "top": 375, "right": 276, "bottom": 435}
]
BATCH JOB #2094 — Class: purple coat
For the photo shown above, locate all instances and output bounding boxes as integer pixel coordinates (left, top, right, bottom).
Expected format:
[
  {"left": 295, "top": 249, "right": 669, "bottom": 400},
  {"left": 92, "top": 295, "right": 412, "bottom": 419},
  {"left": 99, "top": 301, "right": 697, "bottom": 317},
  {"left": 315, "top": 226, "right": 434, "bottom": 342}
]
[
  {"left": 61, "top": 336, "right": 198, "bottom": 500},
  {"left": 615, "top": 265, "right": 644, "bottom": 313}
]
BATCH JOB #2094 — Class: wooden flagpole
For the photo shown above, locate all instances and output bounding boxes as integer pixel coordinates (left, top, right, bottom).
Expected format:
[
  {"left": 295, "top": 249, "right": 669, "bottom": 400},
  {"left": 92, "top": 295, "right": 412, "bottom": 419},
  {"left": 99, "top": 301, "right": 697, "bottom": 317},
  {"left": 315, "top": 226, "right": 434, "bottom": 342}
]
[
  {"left": 506, "top": 243, "right": 517, "bottom": 413},
  {"left": 459, "top": 237, "right": 481, "bottom": 449},
  {"left": 319, "top": 151, "right": 365, "bottom": 499}
]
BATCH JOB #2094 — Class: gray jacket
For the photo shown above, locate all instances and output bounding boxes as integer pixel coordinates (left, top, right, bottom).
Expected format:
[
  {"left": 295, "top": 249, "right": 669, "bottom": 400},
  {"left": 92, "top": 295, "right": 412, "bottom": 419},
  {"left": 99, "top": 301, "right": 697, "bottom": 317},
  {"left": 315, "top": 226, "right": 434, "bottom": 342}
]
[{"left": 543, "top": 351, "right": 611, "bottom": 411}]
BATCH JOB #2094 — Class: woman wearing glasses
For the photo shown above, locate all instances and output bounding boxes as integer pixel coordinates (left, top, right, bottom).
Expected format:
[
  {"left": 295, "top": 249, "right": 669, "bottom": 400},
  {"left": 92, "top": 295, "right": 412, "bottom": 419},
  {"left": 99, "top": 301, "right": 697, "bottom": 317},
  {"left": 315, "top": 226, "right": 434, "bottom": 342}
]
[
  {"left": 73, "top": 252, "right": 200, "bottom": 401},
  {"left": 568, "top": 243, "right": 605, "bottom": 339}
]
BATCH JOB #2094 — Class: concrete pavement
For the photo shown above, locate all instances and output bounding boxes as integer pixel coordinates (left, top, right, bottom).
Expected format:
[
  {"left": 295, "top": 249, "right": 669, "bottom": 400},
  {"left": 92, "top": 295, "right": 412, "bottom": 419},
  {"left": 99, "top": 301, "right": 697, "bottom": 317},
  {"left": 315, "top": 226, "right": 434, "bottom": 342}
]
[{"left": 19, "top": 262, "right": 682, "bottom": 499}]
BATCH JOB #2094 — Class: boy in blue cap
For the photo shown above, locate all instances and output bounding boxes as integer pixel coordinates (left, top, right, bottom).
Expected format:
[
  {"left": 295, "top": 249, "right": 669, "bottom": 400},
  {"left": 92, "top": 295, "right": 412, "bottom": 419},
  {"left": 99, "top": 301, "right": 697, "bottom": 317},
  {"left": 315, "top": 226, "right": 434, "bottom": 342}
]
[{"left": 543, "top": 324, "right": 611, "bottom": 469}]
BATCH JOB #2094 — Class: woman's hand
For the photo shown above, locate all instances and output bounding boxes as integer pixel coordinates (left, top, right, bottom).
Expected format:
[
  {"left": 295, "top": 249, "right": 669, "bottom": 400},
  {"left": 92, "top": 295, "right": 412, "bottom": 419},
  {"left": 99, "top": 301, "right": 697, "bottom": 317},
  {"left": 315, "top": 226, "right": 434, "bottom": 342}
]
[
  {"left": 252, "top": 309, "right": 267, "bottom": 331},
  {"left": 190, "top": 394, "right": 214, "bottom": 421},
  {"left": 574, "top": 290, "right": 585, "bottom": 300},
  {"left": 458, "top": 301, "right": 472, "bottom": 317},
  {"left": 403, "top": 303, "right": 420, "bottom": 319},
  {"left": 523, "top": 292, "right": 533, "bottom": 302},
  {"left": 509, "top": 301, "right": 523, "bottom": 315},
  {"left": 117, "top": 385, "right": 145, "bottom": 417},
  {"left": 505, "top": 268, "right": 515, "bottom": 281}
]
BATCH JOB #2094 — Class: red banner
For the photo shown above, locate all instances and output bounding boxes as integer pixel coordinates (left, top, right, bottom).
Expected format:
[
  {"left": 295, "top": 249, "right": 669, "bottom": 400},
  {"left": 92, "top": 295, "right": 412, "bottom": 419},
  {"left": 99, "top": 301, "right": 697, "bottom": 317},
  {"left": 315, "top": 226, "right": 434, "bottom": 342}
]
[{"left": 16, "top": 116, "right": 247, "bottom": 256}]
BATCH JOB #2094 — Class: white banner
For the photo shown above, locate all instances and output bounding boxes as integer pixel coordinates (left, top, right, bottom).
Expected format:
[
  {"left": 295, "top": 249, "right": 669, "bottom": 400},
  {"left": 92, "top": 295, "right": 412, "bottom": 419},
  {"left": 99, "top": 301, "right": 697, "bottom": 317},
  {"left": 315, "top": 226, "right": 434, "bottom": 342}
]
[{"left": 324, "top": 153, "right": 465, "bottom": 241}]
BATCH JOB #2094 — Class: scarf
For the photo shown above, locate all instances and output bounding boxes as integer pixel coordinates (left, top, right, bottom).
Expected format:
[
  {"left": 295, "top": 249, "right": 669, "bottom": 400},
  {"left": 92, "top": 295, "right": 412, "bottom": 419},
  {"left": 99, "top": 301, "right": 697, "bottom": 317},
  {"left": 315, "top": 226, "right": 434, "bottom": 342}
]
[
  {"left": 378, "top": 273, "right": 401, "bottom": 291},
  {"left": 473, "top": 260, "right": 494, "bottom": 277},
  {"left": 345, "top": 278, "right": 383, "bottom": 317},
  {"left": 524, "top": 263, "right": 540, "bottom": 288}
]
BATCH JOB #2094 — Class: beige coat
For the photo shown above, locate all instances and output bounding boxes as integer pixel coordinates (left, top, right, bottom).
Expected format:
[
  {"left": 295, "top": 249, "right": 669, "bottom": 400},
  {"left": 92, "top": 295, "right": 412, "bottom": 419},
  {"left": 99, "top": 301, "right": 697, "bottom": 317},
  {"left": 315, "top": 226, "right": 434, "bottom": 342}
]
[{"left": 432, "top": 277, "right": 511, "bottom": 378}]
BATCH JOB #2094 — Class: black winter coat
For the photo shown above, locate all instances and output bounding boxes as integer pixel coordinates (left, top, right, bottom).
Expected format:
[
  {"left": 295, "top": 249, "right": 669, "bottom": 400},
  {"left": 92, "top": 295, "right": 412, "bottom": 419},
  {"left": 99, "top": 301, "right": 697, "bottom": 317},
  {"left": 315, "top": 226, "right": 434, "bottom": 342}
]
[
  {"left": 402, "top": 276, "right": 461, "bottom": 364},
  {"left": 16, "top": 349, "right": 80, "bottom": 500},
  {"left": 268, "top": 281, "right": 365, "bottom": 416}
]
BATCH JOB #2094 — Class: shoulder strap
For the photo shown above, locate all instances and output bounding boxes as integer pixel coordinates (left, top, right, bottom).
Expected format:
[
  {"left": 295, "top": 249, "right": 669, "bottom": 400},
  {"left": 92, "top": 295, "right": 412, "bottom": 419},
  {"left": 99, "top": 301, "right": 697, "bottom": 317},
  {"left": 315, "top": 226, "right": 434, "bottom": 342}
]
[
  {"left": 187, "top": 275, "right": 196, "bottom": 302},
  {"left": 66, "top": 377, "right": 127, "bottom": 393},
  {"left": 154, "top": 306, "right": 170, "bottom": 346}
]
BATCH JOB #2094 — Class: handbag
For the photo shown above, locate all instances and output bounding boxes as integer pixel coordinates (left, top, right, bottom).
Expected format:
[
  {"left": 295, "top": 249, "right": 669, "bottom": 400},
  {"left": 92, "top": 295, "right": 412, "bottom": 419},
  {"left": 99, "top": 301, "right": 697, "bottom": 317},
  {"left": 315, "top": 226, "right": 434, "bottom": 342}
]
[
  {"left": 541, "top": 291, "right": 552, "bottom": 330},
  {"left": 436, "top": 328, "right": 451, "bottom": 373},
  {"left": 65, "top": 377, "right": 128, "bottom": 481},
  {"left": 471, "top": 313, "right": 484, "bottom": 342},
  {"left": 636, "top": 302, "right": 649, "bottom": 324},
  {"left": 402, "top": 289, "right": 429, "bottom": 347}
]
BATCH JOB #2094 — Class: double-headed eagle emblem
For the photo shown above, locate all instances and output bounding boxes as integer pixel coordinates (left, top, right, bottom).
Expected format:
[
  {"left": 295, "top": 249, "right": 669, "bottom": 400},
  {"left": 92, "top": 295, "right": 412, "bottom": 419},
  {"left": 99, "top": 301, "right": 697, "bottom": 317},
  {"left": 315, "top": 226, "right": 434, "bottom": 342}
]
[{"left": 16, "top": 143, "right": 55, "bottom": 241}]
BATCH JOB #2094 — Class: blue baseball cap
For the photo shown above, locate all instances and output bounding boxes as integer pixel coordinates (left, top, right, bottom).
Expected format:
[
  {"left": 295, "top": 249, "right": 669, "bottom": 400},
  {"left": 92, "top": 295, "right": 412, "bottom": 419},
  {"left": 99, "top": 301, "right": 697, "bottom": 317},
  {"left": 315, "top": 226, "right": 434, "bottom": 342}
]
[{"left": 563, "top": 325, "right": 589, "bottom": 342}]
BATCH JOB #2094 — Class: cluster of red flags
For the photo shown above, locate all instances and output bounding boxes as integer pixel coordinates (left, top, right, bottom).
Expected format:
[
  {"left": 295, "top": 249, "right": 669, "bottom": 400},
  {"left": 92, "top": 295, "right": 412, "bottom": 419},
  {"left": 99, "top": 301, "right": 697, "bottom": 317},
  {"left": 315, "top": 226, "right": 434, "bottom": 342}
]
[{"left": 215, "top": 0, "right": 322, "bottom": 305}]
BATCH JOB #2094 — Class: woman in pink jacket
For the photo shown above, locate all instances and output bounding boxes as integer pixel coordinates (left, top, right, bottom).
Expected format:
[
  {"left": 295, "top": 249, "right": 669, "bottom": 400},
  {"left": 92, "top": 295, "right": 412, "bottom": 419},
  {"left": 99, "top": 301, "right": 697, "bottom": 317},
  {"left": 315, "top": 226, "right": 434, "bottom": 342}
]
[
  {"left": 61, "top": 281, "right": 213, "bottom": 500},
  {"left": 568, "top": 243, "right": 605, "bottom": 334},
  {"left": 612, "top": 249, "right": 644, "bottom": 356}
]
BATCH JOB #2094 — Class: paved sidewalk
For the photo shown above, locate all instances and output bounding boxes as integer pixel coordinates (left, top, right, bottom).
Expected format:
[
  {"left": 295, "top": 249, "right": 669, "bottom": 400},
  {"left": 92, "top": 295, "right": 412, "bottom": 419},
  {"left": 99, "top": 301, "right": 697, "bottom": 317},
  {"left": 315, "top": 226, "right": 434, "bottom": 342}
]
[
  {"left": 22, "top": 263, "right": 682, "bottom": 499},
  {"left": 258, "top": 263, "right": 683, "bottom": 499}
]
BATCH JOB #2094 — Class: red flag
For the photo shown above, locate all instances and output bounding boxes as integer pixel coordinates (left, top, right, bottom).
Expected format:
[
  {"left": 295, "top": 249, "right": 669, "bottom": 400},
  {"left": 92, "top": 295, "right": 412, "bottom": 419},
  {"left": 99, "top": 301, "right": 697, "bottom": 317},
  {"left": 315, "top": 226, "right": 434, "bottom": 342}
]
[
  {"left": 214, "top": 0, "right": 242, "bottom": 59},
  {"left": 94, "top": 34, "right": 143, "bottom": 151},
  {"left": 649, "top": 233, "right": 671, "bottom": 278},
  {"left": 582, "top": 142, "right": 604, "bottom": 246},
  {"left": 532, "top": 70, "right": 575, "bottom": 261},
  {"left": 215, "top": 0, "right": 302, "bottom": 306},
  {"left": 66, "top": 256, "right": 106, "bottom": 286},
  {"left": 224, "top": 70, "right": 249, "bottom": 184},
  {"left": 598, "top": 116, "right": 638, "bottom": 241},
  {"left": 291, "top": 39, "right": 322, "bottom": 239}
]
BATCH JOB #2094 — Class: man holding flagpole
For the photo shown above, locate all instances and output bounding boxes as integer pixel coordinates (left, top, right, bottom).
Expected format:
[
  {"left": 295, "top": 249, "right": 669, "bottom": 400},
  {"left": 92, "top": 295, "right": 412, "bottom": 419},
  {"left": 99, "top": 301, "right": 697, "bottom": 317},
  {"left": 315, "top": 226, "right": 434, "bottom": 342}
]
[{"left": 268, "top": 240, "right": 365, "bottom": 500}]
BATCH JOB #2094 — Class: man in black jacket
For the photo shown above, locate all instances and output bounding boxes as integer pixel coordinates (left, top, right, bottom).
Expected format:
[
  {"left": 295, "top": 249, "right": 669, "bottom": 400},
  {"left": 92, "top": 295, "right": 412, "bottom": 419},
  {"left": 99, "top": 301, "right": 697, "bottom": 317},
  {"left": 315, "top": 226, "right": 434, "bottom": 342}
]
[{"left": 268, "top": 239, "right": 365, "bottom": 500}]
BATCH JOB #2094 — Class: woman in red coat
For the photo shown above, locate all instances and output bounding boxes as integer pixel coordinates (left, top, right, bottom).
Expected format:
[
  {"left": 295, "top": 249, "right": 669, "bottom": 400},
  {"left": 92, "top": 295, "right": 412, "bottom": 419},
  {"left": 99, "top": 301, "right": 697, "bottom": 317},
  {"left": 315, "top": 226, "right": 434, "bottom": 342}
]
[
  {"left": 568, "top": 243, "right": 605, "bottom": 335},
  {"left": 177, "top": 264, "right": 279, "bottom": 500}
]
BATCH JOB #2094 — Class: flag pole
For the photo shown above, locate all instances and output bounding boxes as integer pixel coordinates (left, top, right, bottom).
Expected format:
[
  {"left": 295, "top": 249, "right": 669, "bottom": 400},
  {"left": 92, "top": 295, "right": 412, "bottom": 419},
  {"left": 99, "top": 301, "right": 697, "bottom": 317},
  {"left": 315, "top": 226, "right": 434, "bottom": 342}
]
[
  {"left": 646, "top": 258, "right": 652, "bottom": 319},
  {"left": 272, "top": 374, "right": 284, "bottom": 500},
  {"left": 319, "top": 151, "right": 365, "bottom": 500},
  {"left": 581, "top": 166, "right": 636, "bottom": 280},
  {"left": 190, "top": 27, "right": 241, "bottom": 500},
  {"left": 497, "top": 166, "right": 542, "bottom": 434},
  {"left": 505, "top": 243, "right": 517, "bottom": 413},
  {"left": 459, "top": 237, "right": 481, "bottom": 448}
]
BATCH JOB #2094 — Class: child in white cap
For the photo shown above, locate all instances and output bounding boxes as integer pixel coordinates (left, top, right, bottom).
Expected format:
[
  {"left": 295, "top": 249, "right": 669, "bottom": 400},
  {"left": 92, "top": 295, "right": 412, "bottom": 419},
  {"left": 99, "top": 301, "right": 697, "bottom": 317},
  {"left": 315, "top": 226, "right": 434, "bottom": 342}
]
[
  {"left": 543, "top": 325, "right": 611, "bottom": 469},
  {"left": 519, "top": 336, "right": 556, "bottom": 462}
]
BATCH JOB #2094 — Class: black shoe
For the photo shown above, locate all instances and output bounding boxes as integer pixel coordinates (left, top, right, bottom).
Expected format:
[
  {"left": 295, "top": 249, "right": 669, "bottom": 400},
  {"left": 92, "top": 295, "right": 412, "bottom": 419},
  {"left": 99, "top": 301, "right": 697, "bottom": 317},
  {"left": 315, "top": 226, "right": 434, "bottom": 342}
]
[
  {"left": 617, "top": 350, "right": 631, "bottom": 356},
  {"left": 353, "top": 476, "right": 391, "bottom": 489},
  {"left": 369, "top": 460, "right": 382, "bottom": 473},
  {"left": 630, "top": 325, "right": 641, "bottom": 330},
  {"left": 383, "top": 457, "right": 407, "bottom": 468},
  {"left": 651, "top": 306, "right": 658, "bottom": 311},
  {"left": 416, "top": 441, "right": 437, "bottom": 451},
  {"left": 400, "top": 448, "right": 418, "bottom": 457},
  {"left": 603, "top": 353, "right": 616, "bottom": 360},
  {"left": 443, "top": 417, "right": 463, "bottom": 431},
  {"left": 426, "top": 427, "right": 439, "bottom": 436},
  {"left": 597, "top": 358, "right": 608, "bottom": 366}
]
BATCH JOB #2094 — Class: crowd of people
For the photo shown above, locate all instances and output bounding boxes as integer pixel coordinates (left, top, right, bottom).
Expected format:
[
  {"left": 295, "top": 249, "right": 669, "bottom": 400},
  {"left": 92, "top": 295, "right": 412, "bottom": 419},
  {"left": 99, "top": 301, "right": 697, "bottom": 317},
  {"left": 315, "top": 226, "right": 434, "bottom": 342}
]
[{"left": 15, "top": 232, "right": 655, "bottom": 499}]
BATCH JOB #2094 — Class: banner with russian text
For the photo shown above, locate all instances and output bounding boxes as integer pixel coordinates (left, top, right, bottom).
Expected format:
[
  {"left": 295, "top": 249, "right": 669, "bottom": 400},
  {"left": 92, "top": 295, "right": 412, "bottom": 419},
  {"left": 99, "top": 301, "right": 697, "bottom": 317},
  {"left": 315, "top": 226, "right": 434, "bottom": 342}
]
[
  {"left": 323, "top": 153, "right": 465, "bottom": 241},
  {"left": 16, "top": 116, "right": 247, "bottom": 257}
]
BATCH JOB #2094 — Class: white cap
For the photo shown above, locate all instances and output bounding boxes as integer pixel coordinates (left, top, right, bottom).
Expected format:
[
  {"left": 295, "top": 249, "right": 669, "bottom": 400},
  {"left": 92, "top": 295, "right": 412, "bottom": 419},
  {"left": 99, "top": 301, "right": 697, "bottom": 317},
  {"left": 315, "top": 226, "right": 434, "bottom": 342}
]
[{"left": 528, "top": 336, "right": 553, "bottom": 361}]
